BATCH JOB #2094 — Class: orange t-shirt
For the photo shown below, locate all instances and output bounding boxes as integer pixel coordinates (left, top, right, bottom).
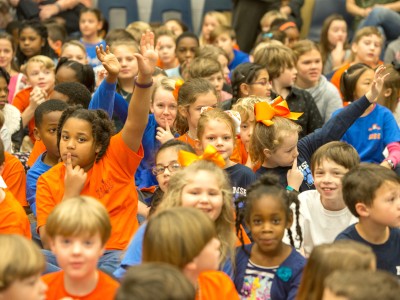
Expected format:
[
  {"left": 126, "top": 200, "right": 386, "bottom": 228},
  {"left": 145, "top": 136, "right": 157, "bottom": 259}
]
[
  {"left": 4, "top": 152, "right": 28, "bottom": 207},
  {"left": 36, "top": 132, "right": 143, "bottom": 250},
  {"left": 0, "top": 190, "right": 31, "bottom": 238},
  {"left": 231, "top": 138, "right": 248, "bottom": 165},
  {"left": 42, "top": 270, "right": 119, "bottom": 300},
  {"left": 12, "top": 87, "right": 36, "bottom": 143},
  {"left": 176, "top": 133, "right": 201, "bottom": 154},
  {"left": 237, "top": 224, "right": 251, "bottom": 246},
  {"left": 27, "top": 140, "right": 47, "bottom": 167},
  {"left": 196, "top": 271, "right": 239, "bottom": 300}
]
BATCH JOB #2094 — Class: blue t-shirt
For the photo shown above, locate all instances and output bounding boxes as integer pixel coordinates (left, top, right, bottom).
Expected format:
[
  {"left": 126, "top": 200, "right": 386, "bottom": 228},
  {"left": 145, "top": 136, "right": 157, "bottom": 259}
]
[
  {"left": 334, "top": 104, "right": 400, "bottom": 163},
  {"left": 226, "top": 163, "right": 257, "bottom": 201},
  {"left": 336, "top": 224, "right": 400, "bottom": 278},
  {"left": 80, "top": 39, "right": 106, "bottom": 68},
  {"left": 229, "top": 49, "right": 250, "bottom": 72},
  {"left": 26, "top": 152, "right": 52, "bottom": 216}
]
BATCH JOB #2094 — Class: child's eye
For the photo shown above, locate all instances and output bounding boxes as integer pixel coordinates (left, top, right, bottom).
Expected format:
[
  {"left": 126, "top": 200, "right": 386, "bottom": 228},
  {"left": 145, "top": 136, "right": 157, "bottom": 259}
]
[
  {"left": 253, "top": 219, "right": 262, "bottom": 225},
  {"left": 62, "top": 135, "right": 69, "bottom": 141},
  {"left": 207, "top": 136, "right": 215, "bottom": 141},
  {"left": 84, "top": 240, "right": 93, "bottom": 246},
  {"left": 272, "top": 218, "right": 281, "bottom": 225},
  {"left": 49, "top": 128, "right": 57, "bottom": 134},
  {"left": 223, "top": 136, "right": 232, "bottom": 141},
  {"left": 78, "top": 137, "right": 87, "bottom": 143},
  {"left": 61, "top": 238, "right": 71, "bottom": 244},
  {"left": 241, "top": 124, "right": 248, "bottom": 129}
]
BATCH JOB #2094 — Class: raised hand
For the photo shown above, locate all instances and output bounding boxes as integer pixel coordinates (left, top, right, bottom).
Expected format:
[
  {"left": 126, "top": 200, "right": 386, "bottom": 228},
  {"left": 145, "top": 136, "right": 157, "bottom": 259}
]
[
  {"left": 63, "top": 153, "right": 87, "bottom": 199},
  {"left": 365, "top": 65, "right": 390, "bottom": 103},
  {"left": 134, "top": 30, "right": 158, "bottom": 78},
  {"left": 156, "top": 121, "right": 174, "bottom": 144},
  {"left": 286, "top": 158, "right": 304, "bottom": 192},
  {"left": 96, "top": 44, "right": 120, "bottom": 78}
]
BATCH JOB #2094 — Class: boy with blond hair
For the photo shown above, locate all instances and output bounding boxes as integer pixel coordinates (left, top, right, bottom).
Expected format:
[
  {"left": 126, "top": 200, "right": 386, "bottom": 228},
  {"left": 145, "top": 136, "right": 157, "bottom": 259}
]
[
  {"left": 336, "top": 163, "right": 400, "bottom": 278},
  {"left": 42, "top": 196, "right": 119, "bottom": 299}
]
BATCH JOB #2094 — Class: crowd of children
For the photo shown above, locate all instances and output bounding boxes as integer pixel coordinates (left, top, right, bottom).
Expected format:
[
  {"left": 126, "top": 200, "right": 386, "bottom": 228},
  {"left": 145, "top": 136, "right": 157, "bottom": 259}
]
[{"left": 0, "top": 2, "right": 399, "bottom": 300}]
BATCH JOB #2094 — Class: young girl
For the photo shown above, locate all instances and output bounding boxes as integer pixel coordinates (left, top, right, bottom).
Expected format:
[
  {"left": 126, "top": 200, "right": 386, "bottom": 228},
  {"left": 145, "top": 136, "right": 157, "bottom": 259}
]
[
  {"left": 234, "top": 174, "right": 305, "bottom": 299},
  {"left": 200, "top": 11, "right": 229, "bottom": 47},
  {"left": 155, "top": 28, "right": 178, "bottom": 71},
  {"left": 378, "top": 63, "right": 400, "bottom": 125},
  {"left": 196, "top": 108, "right": 258, "bottom": 200},
  {"left": 59, "top": 40, "right": 88, "bottom": 65},
  {"left": 251, "top": 65, "right": 389, "bottom": 192},
  {"left": 143, "top": 207, "right": 239, "bottom": 299},
  {"left": 16, "top": 20, "right": 57, "bottom": 68},
  {"left": 35, "top": 31, "right": 157, "bottom": 265},
  {"left": 0, "top": 33, "right": 26, "bottom": 103},
  {"left": 0, "top": 235, "right": 47, "bottom": 300},
  {"left": 198, "top": 45, "right": 230, "bottom": 84},
  {"left": 79, "top": 8, "right": 106, "bottom": 68},
  {"left": 320, "top": 14, "right": 351, "bottom": 75},
  {"left": 164, "top": 18, "right": 188, "bottom": 37},
  {"left": 175, "top": 78, "right": 218, "bottom": 151},
  {"left": 339, "top": 63, "right": 400, "bottom": 168},
  {"left": 293, "top": 40, "right": 342, "bottom": 123},
  {"left": 296, "top": 240, "right": 376, "bottom": 300},
  {"left": 55, "top": 57, "right": 95, "bottom": 93}
]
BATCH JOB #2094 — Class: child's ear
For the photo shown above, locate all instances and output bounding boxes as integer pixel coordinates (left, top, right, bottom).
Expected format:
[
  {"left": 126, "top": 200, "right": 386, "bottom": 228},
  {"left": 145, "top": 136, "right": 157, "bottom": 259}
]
[
  {"left": 0, "top": 162, "right": 5, "bottom": 176},
  {"left": 263, "top": 148, "right": 272, "bottom": 159},
  {"left": 195, "top": 139, "right": 202, "bottom": 151},
  {"left": 33, "top": 127, "right": 41, "bottom": 141},
  {"left": 383, "top": 87, "right": 392, "bottom": 98},
  {"left": 95, "top": 144, "right": 102, "bottom": 154},
  {"left": 97, "top": 21, "right": 103, "bottom": 31},
  {"left": 49, "top": 239, "right": 56, "bottom": 253},
  {"left": 355, "top": 202, "right": 370, "bottom": 217},
  {"left": 351, "top": 43, "right": 358, "bottom": 54},
  {"left": 178, "top": 105, "right": 188, "bottom": 118},
  {"left": 240, "top": 83, "right": 250, "bottom": 96}
]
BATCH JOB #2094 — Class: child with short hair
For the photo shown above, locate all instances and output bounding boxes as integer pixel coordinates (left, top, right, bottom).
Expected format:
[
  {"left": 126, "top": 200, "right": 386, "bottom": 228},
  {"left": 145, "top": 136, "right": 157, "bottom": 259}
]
[
  {"left": 55, "top": 58, "right": 95, "bottom": 93},
  {"left": 42, "top": 196, "right": 119, "bottom": 299},
  {"left": 197, "top": 45, "right": 230, "bottom": 84},
  {"left": 155, "top": 28, "right": 178, "bottom": 70},
  {"left": 254, "top": 43, "right": 323, "bottom": 137},
  {"left": 250, "top": 65, "right": 388, "bottom": 192},
  {"left": 50, "top": 81, "right": 92, "bottom": 108},
  {"left": 116, "top": 263, "right": 195, "bottom": 300},
  {"left": 296, "top": 240, "right": 376, "bottom": 300},
  {"left": 200, "top": 11, "right": 229, "bottom": 47},
  {"left": 295, "top": 141, "right": 359, "bottom": 255},
  {"left": 60, "top": 40, "right": 88, "bottom": 65},
  {"left": 336, "top": 163, "right": 400, "bottom": 278},
  {"left": 0, "top": 234, "right": 47, "bottom": 299},
  {"left": 12, "top": 55, "right": 56, "bottom": 144},
  {"left": 45, "top": 22, "right": 67, "bottom": 57},
  {"left": 234, "top": 174, "right": 305, "bottom": 299},
  {"left": 260, "top": 10, "right": 286, "bottom": 33},
  {"left": 210, "top": 25, "right": 250, "bottom": 73}
]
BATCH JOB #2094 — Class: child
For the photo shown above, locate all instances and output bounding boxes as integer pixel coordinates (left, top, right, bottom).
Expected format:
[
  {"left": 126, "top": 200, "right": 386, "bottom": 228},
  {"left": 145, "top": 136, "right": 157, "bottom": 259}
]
[
  {"left": 175, "top": 78, "right": 218, "bottom": 151},
  {"left": 143, "top": 207, "right": 239, "bottom": 299},
  {"left": 198, "top": 45, "right": 231, "bottom": 83},
  {"left": 79, "top": 8, "right": 106, "bottom": 68},
  {"left": 26, "top": 100, "right": 69, "bottom": 216},
  {"left": 254, "top": 43, "right": 323, "bottom": 137},
  {"left": 165, "top": 32, "right": 199, "bottom": 79},
  {"left": 196, "top": 108, "right": 258, "bottom": 200},
  {"left": 60, "top": 40, "right": 88, "bottom": 65},
  {"left": 42, "top": 196, "right": 119, "bottom": 299},
  {"left": 164, "top": 18, "right": 188, "bottom": 37},
  {"left": 251, "top": 65, "right": 388, "bottom": 192},
  {"left": 336, "top": 163, "right": 400, "bottom": 278},
  {"left": 339, "top": 63, "right": 400, "bottom": 167},
  {"left": 270, "top": 19, "right": 300, "bottom": 48},
  {"left": 200, "top": 11, "right": 229, "bottom": 47},
  {"left": 36, "top": 31, "right": 157, "bottom": 271},
  {"left": 12, "top": 55, "right": 56, "bottom": 144},
  {"left": 295, "top": 141, "right": 359, "bottom": 255},
  {"left": 293, "top": 40, "right": 343, "bottom": 123},
  {"left": 234, "top": 174, "right": 305, "bottom": 299},
  {"left": 45, "top": 22, "right": 67, "bottom": 57},
  {"left": 116, "top": 263, "right": 195, "bottom": 300},
  {"left": 155, "top": 28, "right": 178, "bottom": 70},
  {"left": 260, "top": 10, "right": 286, "bottom": 33},
  {"left": 55, "top": 57, "right": 95, "bottom": 93},
  {"left": 319, "top": 14, "right": 351, "bottom": 75},
  {"left": 0, "top": 234, "right": 47, "bottom": 299},
  {"left": 50, "top": 81, "right": 92, "bottom": 108},
  {"left": 330, "top": 27, "right": 383, "bottom": 95},
  {"left": 210, "top": 25, "right": 250, "bottom": 73},
  {"left": 15, "top": 20, "right": 57, "bottom": 68},
  {"left": 378, "top": 63, "right": 400, "bottom": 125},
  {"left": 296, "top": 240, "right": 376, "bottom": 300}
]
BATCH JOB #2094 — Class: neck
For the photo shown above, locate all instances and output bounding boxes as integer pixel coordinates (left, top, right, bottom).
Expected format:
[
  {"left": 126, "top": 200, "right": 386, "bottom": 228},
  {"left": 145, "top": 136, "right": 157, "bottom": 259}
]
[
  {"left": 272, "top": 80, "right": 290, "bottom": 99},
  {"left": 361, "top": 103, "right": 375, "bottom": 117},
  {"left": 187, "top": 128, "right": 197, "bottom": 140},
  {"left": 182, "top": 268, "right": 199, "bottom": 287},
  {"left": 42, "top": 152, "right": 60, "bottom": 167},
  {"left": 251, "top": 242, "right": 291, "bottom": 267},
  {"left": 321, "top": 196, "right": 346, "bottom": 211},
  {"left": 119, "top": 78, "right": 135, "bottom": 93},
  {"left": 295, "top": 77, "right": 318, "bottom": 89},
  {"left": 355, "top": 220, "right": 390, "bottom": 244},
  {"left": 64, "top": 270, "right": 99, "bottom": 297},
  {"left": 82, "top": 34, "right": 100, "bottom": 44},
  {"left": 262, "top": 160, "right": 280, "bottom": 168},
  {"left": 163, "top": 59, "right": 178, "bottom": 70},
  {"left": 224, "top": 159, "right": 235, "bottom": 169}
]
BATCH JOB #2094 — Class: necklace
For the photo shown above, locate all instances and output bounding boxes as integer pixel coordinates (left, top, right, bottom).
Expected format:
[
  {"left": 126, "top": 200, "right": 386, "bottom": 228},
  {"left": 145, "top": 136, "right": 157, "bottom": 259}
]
[{"left": 120, "top": 89, "right": 131, "bottom": 100}]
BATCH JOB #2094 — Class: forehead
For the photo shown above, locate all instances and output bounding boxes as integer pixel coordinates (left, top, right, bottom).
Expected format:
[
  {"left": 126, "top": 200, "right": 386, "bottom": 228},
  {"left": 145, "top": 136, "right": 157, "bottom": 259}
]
[
  {"left": 20, "top": 27, "right": 40, "bottom": 36},
  {"left": 177, "top": 37, "right": 198, "bottom": 47},
  {"left": 277, "top": 130, "right": 298, "bottom": 148},
  {"left": 186, "top": 170, "right": 219, "bottom": 185},
  {"left": 62, "top": 45, "right": 85, "bottom": 55},
  {"left": 156, "top": 147, "right": 179, "bottom": 163},
  {"left": 204, "top": 118, "right": 231, "bottom": 130},
  {"left": 255, "top": 69, "right": 269, "bottom": 78},
  {"left": 358, "top": 69, "right": 375, "bottom": 80},
  {"left": 0, "top": 39, "right": 12, "bottom": 48},
  {"left": 62, "top": 116, "right": 92, "bottom": 132},
  {"left": 81, "top": 11, "right": 98, "bottom": 19},
  {"left": 26, "top": 61, "right": 46, "bottom": 71},
  {"left": 314, "top": 158, "right": 348, "bottom": 170},
  {"left": 357, "top": 34, "right": 382, "bottom": 43},
  {"left": 158, "top": 35, "right": 175, "bottom": 43},
  {"left": 252, "top": 194, "right": 285, "bottom": 214},
  {"left": 41, "top": 110, "right": 63, "bottom": 124},
  {"left": 330, "top": 20, "right": 347, "bottom": 29},
  {"left": 193, "top": 91, "right": 218, "bottom": 105},
  {"left": 153, "top": 88, "right": 175, "bottom": 102}
]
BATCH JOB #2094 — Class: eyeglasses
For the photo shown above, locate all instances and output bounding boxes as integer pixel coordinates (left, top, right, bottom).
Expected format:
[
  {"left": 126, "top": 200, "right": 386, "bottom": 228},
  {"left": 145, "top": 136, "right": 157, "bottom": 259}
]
[
  {"left": 152, "top": 161, "right": 181, "bottom": 176},
  {"left": 249, "top": 79, "right": 270, "bottom": 86}
]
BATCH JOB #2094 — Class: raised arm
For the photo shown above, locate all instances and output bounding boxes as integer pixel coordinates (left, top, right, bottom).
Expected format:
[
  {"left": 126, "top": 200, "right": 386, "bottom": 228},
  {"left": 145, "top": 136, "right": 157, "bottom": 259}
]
[{"left": 121, "top": 31, "right": 158, "bottom": 152}]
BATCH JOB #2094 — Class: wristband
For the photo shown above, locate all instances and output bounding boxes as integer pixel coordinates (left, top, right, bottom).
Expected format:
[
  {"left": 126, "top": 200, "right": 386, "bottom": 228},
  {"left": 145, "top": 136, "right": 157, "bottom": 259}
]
[
  {"left": 286, "top": 185, "right": 295, "bottom": 192},
  {"left": 134, "top": 76, "right": 153, "bottom": 88},
  {"left": 386, "top": 159, "right": 395, "bottom": 170},
  {"left": 55, "top": 2, "right": 62, "bottom": 12}
]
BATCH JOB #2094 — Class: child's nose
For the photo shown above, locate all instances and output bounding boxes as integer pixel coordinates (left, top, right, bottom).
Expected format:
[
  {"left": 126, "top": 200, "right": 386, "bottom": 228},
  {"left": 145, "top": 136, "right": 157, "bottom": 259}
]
[{"left": 72, "top": 242, "right": 82, "bottom": 254}]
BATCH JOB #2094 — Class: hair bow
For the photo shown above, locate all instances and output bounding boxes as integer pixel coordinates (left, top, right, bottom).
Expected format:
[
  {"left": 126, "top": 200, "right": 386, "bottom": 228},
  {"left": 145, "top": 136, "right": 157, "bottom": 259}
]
[
  {"left": 255, "top": 97, "right": 303, "bottom": 126},
  {"left": 200, "top": 106, "right": 242, "bottom": 135},
  {"left": 172, "top": 79, "right": 184, "bottom": 100},
  {"left": 178, "top": 144, "right": 226, "bottom": 168}
]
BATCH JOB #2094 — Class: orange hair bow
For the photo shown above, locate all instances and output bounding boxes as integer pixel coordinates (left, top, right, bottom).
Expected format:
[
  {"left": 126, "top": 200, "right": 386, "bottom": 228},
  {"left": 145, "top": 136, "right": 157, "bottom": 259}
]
[
  {"left": 172, "top": 79, "right": 184, "bottom": 100},
  {"left": 255, "top": 97, "right": 303, "bottom": 126},
  {"left": 178, "top": 144, "right": 226, "bottom": 168}
]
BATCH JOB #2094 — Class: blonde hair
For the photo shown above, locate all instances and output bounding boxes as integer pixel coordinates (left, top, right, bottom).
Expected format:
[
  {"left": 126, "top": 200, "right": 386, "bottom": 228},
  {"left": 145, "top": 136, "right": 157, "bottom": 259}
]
[
  {"left": 0, "top": 235, "right": 45, "bottom": 292},
  {"left": 151, "top": 77, "right": 176, "bottom": 103},
  {"left": 155, "top": 27, "right": 176, "bottom": 44},
  {"left": 188, "top": 57, "right": 223, "bottom": 79},
  {"left": 46, "top": 196, "right": 112, "bottom": 246},
  {"left": 260, "top": 10, "right": 286, "bottom": 28},
  {"left": 143, "top": 207, "right": 217, "bottom": 269},
  {"left": 232, "top": 96, "right": 264, "bottom": 123},
  {"left": 197, "top": 107, "right": 236, "bottom": 140},
  {"left": 296, "top": 240, "right": 376, "bottom": 300},
  {"left": 158, "top": 160, "right": 235, "bottom": 266},
  {"left": 22, "top": 55, "right": 55, "bottom": 75},
  {"left": 350, "top": 27, "right": 383, "bottom": 62},
  {"left": 292, "top": 39, "right": 321, "bottom": 62},
  {"left": 61, "top": 40, "right": 86, "bottom": 56},
  {"left": 200, "top": 11, "right": 229, "bottom": 46},
  {"left": 379, "top": 64, "right": 400, "bottom": 112},
  {"left": 110, "top": 39, "right": 139, "bottom": 54},
  {"left": 250, "top": 116, "right": 301, "bottom": 165},
  {"left": 197, "top": 45, "right": 229, "bottom": 61},
  {"left": 126, "top": 21, "right": 151, "bottom": 42}
]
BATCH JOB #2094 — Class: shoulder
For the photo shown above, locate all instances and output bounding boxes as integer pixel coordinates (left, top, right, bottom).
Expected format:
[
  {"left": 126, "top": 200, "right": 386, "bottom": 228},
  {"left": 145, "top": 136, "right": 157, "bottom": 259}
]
[
  {"left": 390, "top": 227, "right": 400, "bottom": 240},
  {"left": 335, "top": 223, "right": 358, "bottom": 240},
  {"left": 38, "top": 162, "right": 65, "bottom": 183},
  {"left": 42, "top": 270, "right": 64, "bottom": 285},
  {"left": 298, "top": 189, "right": 319, "bottom": 202},
  {"left": 98, "top": 270, "right": 119, "bottom": 289}
]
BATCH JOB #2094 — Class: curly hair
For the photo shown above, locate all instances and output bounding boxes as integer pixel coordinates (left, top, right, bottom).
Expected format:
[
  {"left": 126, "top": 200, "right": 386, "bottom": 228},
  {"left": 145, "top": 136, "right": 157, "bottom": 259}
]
[{"left": 56, "top": 58, "right": 96, "bottom": 93}]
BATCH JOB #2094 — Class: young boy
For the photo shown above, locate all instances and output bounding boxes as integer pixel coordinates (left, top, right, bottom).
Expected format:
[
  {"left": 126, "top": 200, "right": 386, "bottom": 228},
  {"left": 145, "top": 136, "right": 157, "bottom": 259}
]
[
  {"left": 210, "top": 25, "right": 250, "bottom": 73},
  {"left": 336, "top": 163, "right": 400, "bottom": 278},
  {"left": 26, "top": 100, "right": 69, "bottom": 216},
  {"left": 253, "top": 43, "right": 323, "bottom": 137},
  {"left": 294, "top": 141, "right": 359, "bottom": 255},
  {"left": 42, "top": 196, "right": 119, "bottom": 299},
  {"left": 0, "top": 234, "right": 47, "bottom": 299}
]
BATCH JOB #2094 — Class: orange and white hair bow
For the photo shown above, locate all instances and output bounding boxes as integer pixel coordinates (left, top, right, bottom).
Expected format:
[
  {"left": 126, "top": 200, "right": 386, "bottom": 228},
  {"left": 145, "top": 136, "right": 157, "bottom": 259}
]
[
  {"left": 255, "top": 97, "right": 303, "bottom": 126},
  {"left": 200, "top": 106, "right": 242, "bottom": 134},
  {"left": 172, "top": 79, "right": 184, "bottom": 100},
  {"left": 178, "top": 144, "right": 226, "bottom": 168}
]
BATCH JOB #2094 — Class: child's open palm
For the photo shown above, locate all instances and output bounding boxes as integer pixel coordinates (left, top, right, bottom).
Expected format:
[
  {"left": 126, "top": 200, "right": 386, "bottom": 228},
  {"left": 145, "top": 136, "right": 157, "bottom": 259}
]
[
  {"left": 366, "top": 65, "right": 390, "bottom": 102},
  {"left": 96, "top": 45, "right": 120, "bottom": 77},
  {"left": 134, "top": 31, "right": 158, "bottom": 77}
]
